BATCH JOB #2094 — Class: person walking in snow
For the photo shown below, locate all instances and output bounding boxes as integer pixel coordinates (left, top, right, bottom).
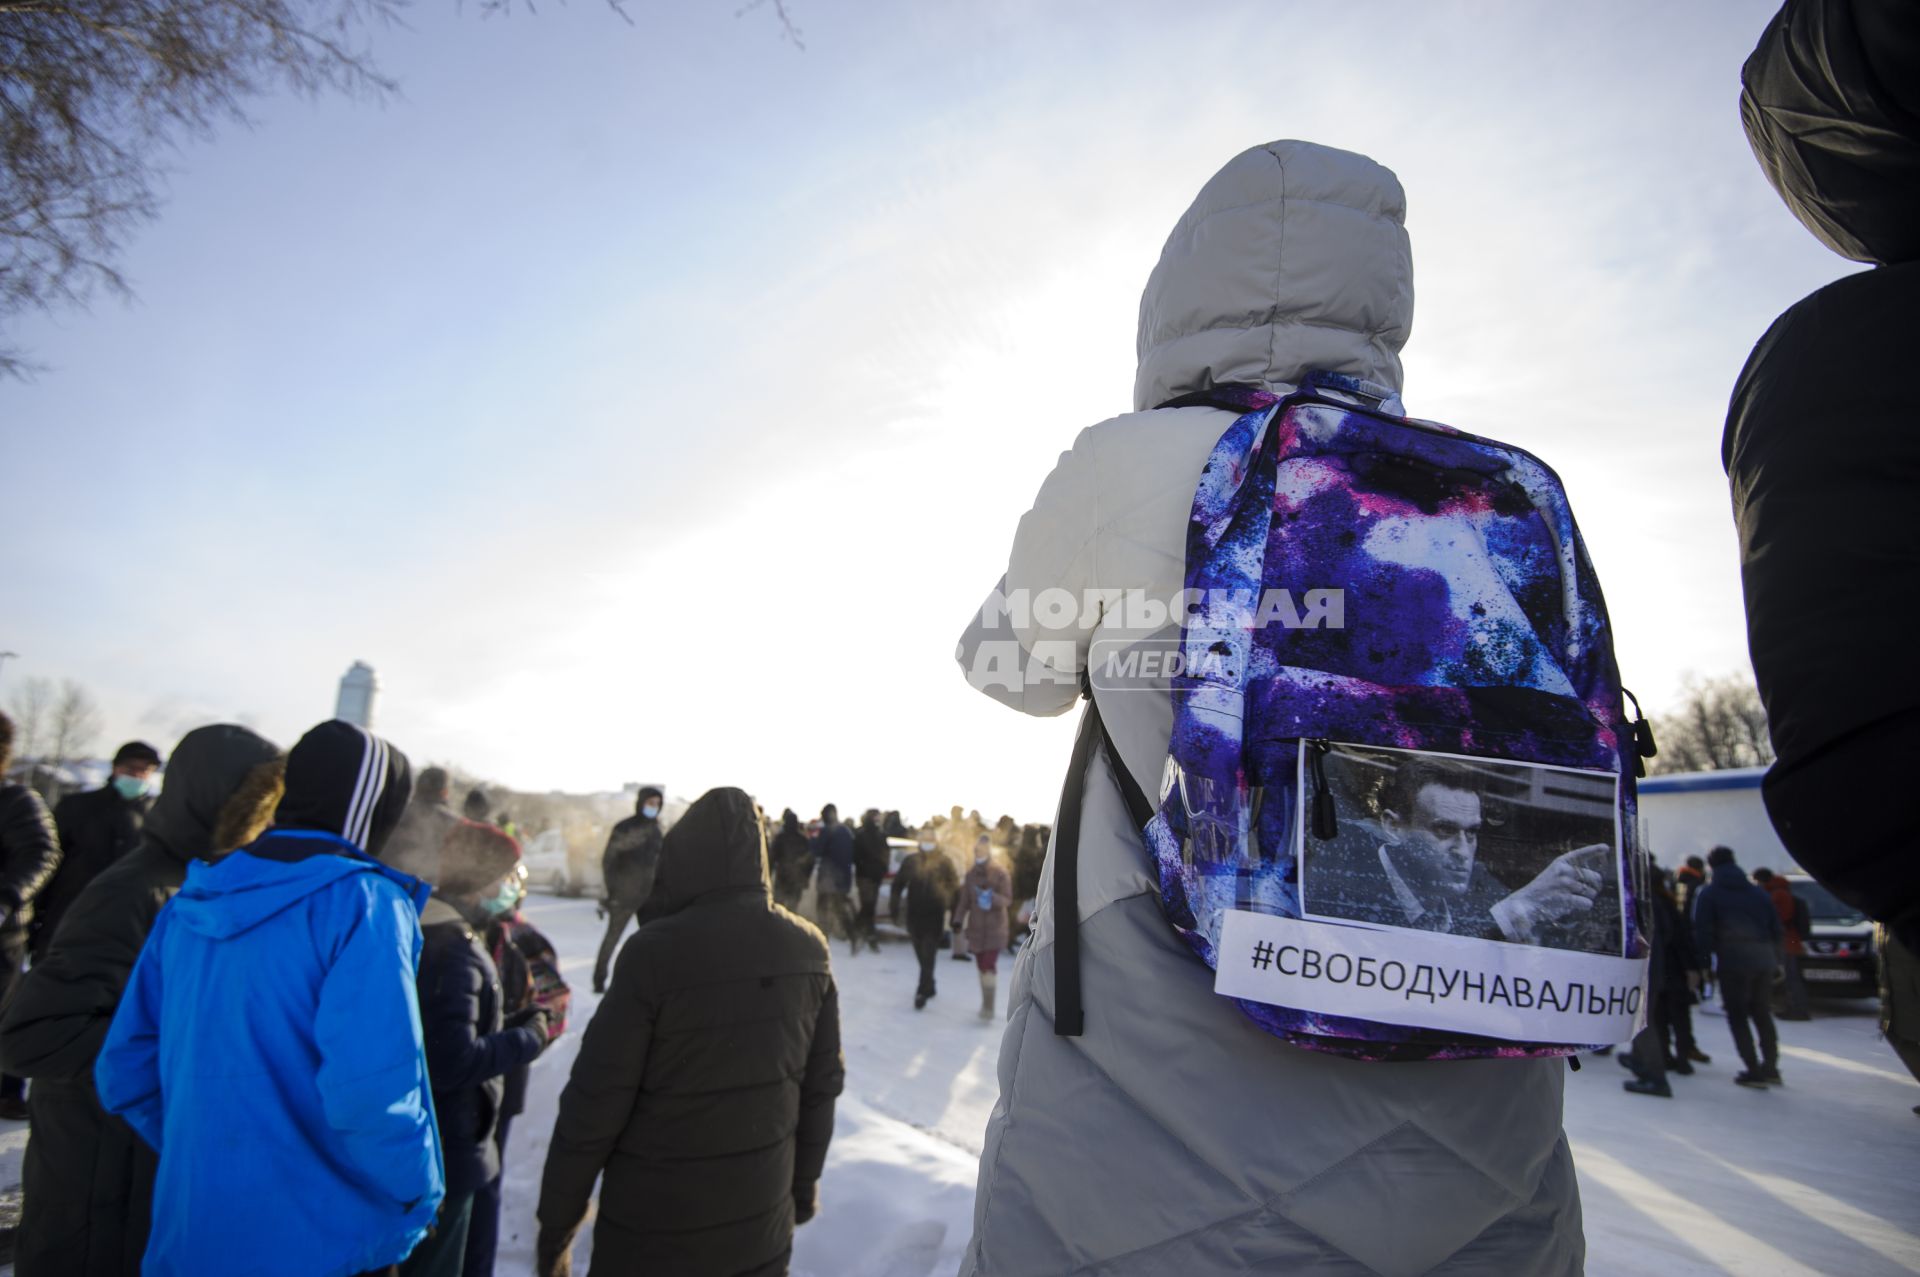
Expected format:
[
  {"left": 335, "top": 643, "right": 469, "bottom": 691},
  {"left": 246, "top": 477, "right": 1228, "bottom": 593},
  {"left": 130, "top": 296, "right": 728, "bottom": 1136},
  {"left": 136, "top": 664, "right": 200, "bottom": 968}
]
[
  {"left": 811, "top": 803, "right": 856, "bottom": 947},
  {"left": 852, "top": 807, "right": 891, "bottom": 953},
  {"left": 1754, "top": 867, "right": 1812, "bottom": 1020},
  {"left": 592, "top": 785, "right": 664, "bottom": 994},
  {"left": 537, "top": 787, "right": 843, "bottom": 1277},
  {"left": 769, "top": 808, "right": 814, "bottom": 911},
  {"left": 95, "top": 720, "right": 443, "bottom": 1276},
  {"left": 952, "top": 835, "right": 1011, "bottom": 1021},
  {"left": 402, "top": 820, "right": 552, "bottom": 1277},
  {"left": 0, "top": 723, "right": 285, "bottom": 1275},
  {"left": 952, "top": 141, "right": 1589, "bottom": 1273},
  {"left": 891, "top": 830, "right": 961, "bottom": 1009},
  {"left": 1693, "top": 845, "right": 1786, "bottom": 1088}
]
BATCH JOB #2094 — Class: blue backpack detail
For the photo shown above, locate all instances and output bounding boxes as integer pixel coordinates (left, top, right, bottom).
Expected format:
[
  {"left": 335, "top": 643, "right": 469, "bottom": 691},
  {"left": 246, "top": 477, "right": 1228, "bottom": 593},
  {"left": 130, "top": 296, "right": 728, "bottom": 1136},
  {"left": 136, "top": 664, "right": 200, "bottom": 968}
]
[{"left": 1054, "top": 373, "right": 1653, "bottom": 1061}]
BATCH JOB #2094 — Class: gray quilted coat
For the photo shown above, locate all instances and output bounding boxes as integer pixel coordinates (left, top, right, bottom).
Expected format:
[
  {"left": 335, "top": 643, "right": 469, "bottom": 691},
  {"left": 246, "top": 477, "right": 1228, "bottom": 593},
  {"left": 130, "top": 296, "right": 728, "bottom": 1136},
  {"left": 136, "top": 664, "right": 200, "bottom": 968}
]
[{"left": 953, "top": 140, "right": 1584, "bottom": 1277}]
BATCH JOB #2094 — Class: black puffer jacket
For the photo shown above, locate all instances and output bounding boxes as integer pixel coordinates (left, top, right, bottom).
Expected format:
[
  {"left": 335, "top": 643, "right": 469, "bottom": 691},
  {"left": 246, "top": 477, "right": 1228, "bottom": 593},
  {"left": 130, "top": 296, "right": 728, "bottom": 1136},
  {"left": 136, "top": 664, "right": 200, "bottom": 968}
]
[
  {"left": 36, "top": 785, "right": 150, "bottom": 955},
  {"left": 1726, "top": 0, "right": 1920, "bottom": 939},
  {"left": 417, "top": 897, "right": 546, "bottom": 1199},
  {"left": 0, "top": 725, "right": 282, "bottom": 1277},
  {"left": 0, "top": 782, "right": 61, "bottom": 934},
  {"left": 538, "top": 787, "right": 843, "bottom": 1277}
]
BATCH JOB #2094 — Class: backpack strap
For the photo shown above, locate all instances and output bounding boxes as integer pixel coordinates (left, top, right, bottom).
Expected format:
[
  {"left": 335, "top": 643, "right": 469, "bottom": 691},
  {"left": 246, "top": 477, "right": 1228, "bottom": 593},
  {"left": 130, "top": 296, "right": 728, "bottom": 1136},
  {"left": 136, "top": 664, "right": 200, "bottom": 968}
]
[{"left": 1054, "top": 689, "right": 1154, "bottom": 1038}]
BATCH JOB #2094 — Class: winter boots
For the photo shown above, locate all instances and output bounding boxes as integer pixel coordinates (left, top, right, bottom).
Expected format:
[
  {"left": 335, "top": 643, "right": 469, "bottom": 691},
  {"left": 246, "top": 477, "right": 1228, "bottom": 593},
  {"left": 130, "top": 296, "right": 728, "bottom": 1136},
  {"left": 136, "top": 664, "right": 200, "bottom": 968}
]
[{"left": 979, "top": 970, "right": 998, "bottom": 1021}]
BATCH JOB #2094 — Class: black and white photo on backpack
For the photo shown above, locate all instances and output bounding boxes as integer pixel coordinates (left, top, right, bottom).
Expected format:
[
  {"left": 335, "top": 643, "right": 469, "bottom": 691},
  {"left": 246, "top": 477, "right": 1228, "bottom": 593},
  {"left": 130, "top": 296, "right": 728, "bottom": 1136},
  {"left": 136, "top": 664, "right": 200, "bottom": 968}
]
[{"left": 1211, "top": 738, "right": 1653, "bottom": 1052}]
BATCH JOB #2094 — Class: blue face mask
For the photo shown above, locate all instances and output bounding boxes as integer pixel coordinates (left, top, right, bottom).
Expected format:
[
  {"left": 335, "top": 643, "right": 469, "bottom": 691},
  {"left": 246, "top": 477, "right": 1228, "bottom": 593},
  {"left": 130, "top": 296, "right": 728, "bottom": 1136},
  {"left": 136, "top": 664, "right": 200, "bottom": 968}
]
[
  {"left": 642, "top": 804, "right": 661, "bottom": 820},
  {"left": 481, "top": 877, "right": 522, "bottom": 918},
  {"left": 112, "top": 773, "right": 151, "bottom": 801}
]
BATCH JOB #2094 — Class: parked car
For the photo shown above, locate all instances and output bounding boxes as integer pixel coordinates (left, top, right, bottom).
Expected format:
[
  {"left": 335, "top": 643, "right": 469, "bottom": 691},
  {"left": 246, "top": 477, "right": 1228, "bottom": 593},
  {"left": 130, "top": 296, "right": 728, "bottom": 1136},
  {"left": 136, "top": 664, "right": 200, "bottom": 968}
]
[{"left": 1785, "top": 872, "right": 1877, "bottom": 998}]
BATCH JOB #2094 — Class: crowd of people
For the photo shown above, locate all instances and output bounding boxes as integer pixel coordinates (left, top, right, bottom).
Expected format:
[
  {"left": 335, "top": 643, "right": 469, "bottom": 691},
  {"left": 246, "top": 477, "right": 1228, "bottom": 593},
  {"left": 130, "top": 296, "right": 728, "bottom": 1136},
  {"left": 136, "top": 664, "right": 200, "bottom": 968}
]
[
  {"left": 1616, "top": 848, "right": 1818, "bottom": 1099},
  {"left": 0, "top": 713, "right": 847, "bottom": 1277},
  {"left": 0, "top": 2, "right": 1914, "bottom": 1274}
]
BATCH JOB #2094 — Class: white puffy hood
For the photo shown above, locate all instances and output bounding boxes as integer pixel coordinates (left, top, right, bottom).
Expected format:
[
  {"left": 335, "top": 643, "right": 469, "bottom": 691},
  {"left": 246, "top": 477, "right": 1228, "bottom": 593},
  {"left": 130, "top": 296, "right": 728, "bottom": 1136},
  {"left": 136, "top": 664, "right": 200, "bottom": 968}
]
[{"left": 1133, "top": 140, "right": 1415, "bottom": 413}]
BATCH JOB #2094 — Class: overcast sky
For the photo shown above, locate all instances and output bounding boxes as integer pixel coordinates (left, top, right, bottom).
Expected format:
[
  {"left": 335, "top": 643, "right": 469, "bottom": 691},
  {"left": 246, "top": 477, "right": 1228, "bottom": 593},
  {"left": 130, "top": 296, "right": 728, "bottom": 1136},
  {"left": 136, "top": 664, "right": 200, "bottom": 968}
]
[{"left": 0, "top": 0, "right": 1851, "bottom": 822}]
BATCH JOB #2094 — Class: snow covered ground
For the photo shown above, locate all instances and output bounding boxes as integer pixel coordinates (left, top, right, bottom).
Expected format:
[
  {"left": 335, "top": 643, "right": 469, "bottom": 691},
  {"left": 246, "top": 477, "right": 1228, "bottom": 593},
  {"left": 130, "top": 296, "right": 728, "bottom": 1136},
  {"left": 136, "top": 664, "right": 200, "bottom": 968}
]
[
  {"left": 500, "top": 895, "right": 1920, "bottom": 1277},
  {"left": 5, "top": 892, "right": 1916, "bottom": 1275}
]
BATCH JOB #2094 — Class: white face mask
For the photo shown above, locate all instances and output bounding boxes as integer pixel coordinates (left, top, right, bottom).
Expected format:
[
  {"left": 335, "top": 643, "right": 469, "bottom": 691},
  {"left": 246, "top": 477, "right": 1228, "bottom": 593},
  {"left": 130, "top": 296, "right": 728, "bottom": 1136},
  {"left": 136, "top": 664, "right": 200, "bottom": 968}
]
[
  {"left": 641, "top": 803, "right": 661, "bottom": 820},
  {"left": 975, "top": 853, "right": 989, "bottom": 866},
  {"left": 919, "top": 841, "right": 935, "bottom": 852}
]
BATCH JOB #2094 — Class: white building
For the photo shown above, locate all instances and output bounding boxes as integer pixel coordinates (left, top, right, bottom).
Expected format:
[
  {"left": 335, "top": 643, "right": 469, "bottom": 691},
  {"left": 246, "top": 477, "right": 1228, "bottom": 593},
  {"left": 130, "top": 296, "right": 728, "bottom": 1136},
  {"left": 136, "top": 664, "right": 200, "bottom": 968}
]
[
  {"left": 335, "top": 661, "right": 379, "bottom": 729},
  {"left": 1636, "top": 766, "right": 1796, "bottom": 874}
]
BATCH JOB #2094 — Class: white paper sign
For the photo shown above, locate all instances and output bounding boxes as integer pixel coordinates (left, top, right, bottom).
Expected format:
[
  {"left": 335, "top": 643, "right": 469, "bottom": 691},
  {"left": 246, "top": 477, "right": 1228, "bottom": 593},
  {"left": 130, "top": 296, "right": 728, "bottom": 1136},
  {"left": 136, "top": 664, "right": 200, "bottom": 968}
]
[{"left": 1214, "top": 910, "right": 1647, "bottom": 1045}]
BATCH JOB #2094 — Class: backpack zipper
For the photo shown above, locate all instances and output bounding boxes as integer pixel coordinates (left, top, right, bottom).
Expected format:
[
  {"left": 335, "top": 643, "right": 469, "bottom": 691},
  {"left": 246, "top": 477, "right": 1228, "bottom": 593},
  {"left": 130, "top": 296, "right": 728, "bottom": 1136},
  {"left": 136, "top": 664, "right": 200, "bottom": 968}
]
[{"left": 1306, "top": 740, "right": 1338, "bottom": 840}]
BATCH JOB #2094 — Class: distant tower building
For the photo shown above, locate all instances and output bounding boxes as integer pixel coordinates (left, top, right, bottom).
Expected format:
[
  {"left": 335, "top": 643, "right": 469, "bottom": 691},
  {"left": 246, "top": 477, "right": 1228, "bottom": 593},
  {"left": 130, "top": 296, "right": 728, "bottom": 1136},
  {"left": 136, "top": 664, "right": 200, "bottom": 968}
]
[{"left": 335, "top": 661, "right": 379, "bottom": 729}]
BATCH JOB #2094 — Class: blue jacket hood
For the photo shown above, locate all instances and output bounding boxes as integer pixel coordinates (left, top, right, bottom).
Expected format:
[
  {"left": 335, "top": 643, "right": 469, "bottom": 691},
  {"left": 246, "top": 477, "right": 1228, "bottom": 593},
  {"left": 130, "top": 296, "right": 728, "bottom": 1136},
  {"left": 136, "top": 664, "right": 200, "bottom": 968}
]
[{"left": 173, "top": 830, "right": 429, "bottom": 940}]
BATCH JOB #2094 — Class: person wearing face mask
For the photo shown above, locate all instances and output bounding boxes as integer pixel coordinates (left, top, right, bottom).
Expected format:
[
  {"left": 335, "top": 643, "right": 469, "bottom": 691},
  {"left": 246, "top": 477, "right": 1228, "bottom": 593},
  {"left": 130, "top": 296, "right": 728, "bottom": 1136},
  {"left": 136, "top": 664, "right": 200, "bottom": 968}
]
[
  {"left": 892, "top": 831, "right": 961, "bottom": 1009},
  {"left": 95, "top": 719, "right": 443, "bottom": 1277},
  {"left": 405, "top": 820, "right": 552, "bottom": 1277},
  {"left": 952, "top": 836, "right": 1013, "bottom": 1021},
  {"left": 34, "top": 741, "right": 163, "bottom": 963},
  {"left": 593, "top": 786, "right": 665, "bottom": 994}
]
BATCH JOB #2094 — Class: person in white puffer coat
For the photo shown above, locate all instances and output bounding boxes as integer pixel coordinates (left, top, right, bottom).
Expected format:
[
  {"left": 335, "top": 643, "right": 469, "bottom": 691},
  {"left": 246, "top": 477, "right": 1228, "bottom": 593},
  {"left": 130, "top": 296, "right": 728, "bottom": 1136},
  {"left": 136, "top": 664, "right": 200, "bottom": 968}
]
[{"left": 954, "top": 140, "right": 1584, "bottom": 1276}]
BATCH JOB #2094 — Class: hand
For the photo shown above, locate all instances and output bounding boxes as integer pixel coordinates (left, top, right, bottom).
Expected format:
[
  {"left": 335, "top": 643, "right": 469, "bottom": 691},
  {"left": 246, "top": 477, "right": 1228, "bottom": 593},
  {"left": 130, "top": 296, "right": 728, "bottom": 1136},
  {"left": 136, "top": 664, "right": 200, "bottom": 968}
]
[
  {"left": 1490, "top": 844, "right": 1609, "bottom": 944},
  {"left": 505, "top": 1005, "right": 552, "bottom": 1047},
  {"left": 536, "top": 1226, "right": 575, "bottom": 1277},
  {"left": 794, "top": 1180, "right": 819, "bottom": 1225},
  {"left": 1686, "top": 970, "right": 1702, "bottom": 993},
  {"left": 0, "top": 903, "right": 12, "bottom": 931}
]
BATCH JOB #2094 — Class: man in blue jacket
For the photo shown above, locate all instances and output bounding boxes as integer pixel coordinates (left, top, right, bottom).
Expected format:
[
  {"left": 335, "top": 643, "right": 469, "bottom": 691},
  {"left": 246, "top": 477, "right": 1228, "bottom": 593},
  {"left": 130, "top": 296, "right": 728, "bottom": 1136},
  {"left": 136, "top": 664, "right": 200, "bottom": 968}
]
[
  {"left": 1693, "top": 845, "right": 1786, "bottom": 1089},
  {"left": 96, "top": 720, "right": 444, "bottom": 1277}
]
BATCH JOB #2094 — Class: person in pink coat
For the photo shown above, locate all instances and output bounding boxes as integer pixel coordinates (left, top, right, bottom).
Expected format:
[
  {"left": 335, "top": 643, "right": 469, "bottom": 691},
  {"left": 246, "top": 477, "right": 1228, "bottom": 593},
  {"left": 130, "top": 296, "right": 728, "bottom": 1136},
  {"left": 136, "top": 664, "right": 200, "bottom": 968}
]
[{"left": 953, "top": 835, "right": 1013, "bottom": 1020}]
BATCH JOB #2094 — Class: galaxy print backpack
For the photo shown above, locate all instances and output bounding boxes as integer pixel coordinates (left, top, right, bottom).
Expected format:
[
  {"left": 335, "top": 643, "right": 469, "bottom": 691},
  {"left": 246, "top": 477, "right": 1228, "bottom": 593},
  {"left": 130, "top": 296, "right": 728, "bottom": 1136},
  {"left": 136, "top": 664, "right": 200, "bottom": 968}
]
[{"left": 1054, "top": 373, "right": 1655, "bottom": 1061}]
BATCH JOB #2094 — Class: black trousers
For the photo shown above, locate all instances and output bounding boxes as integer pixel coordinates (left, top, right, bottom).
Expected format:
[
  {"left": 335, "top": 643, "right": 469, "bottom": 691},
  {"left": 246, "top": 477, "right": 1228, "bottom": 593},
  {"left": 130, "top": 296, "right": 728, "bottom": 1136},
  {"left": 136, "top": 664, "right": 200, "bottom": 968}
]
[
  {"left": 1719, "top": 969, "right": 1779, "bottom": 1072},
  {"left": 909, "top": 920, "right": 944, "bottom": 998},
  {"left": 1655, "top": 987, "right": 1697, "bottom": 1061},
  {"left": 855, "top": 877, "right": 882, "bottom": 943},
  {"left": 594, "top": 899, "right": 638, "bottom": 990},
  {"left": 1, "top": 928, "right": 27, "bottom": 1101}
]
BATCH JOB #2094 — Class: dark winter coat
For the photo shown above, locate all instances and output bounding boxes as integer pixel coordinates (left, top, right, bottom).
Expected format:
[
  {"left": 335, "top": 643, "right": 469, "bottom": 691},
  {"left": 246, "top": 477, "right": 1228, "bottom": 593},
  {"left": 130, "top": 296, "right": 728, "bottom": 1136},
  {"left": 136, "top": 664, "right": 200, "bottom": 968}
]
[
  {"left": 418, "top": 898, "right": 545, "bottom": 1198},
  {"left": 890, "top": 849, "right": 960, "bottom": 934},
  {"left": 0, "top": 782, "right": 61, "bottom": 935},
  {"left": 601, "top": 808, "right": 664, "bottom": 906},
  {"left": 852, "top": 821, "right": 891, "bottom": 884},
  {"left": 769, "top": 821, "right": 813, "bottom": 902},
  {"left": 0, "top": 725, "right": 281, "bottom": 1277},
  {"left": 538, "top": 787, "right": 843, "bottom": 1277},
  {"left": 1693, "top": 862, "right": 1784, "bottom": 975},
  {"left": 36, "top": 784, "right": 150, "bottom": 955},
  {"left": 811, "top": 820, "right": 855, "bottom": 895},
  {"left": 1646, "top": 885, "right": 1698, "bottom": 993},
  {"left": 1727, "top": 0, "right": 1920, "bottom": 940}
]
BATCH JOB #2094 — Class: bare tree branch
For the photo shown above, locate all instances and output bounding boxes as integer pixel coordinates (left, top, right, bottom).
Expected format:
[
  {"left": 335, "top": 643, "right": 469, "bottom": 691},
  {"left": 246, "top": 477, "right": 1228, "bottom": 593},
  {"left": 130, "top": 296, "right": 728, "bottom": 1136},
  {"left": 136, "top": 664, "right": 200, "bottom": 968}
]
[
  {"left": 1648, "top": 673, "right": 1775, "bottom": 775},
  {"left": 2, "top": 0, "right": 724, "bottom": 374}
]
